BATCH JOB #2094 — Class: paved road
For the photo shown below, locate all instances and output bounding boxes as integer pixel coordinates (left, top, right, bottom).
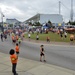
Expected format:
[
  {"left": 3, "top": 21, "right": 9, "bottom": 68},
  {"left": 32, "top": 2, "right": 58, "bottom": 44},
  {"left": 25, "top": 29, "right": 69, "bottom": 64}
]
[{"left": 0, "top": 36, "right": 75, "bottom": 71}]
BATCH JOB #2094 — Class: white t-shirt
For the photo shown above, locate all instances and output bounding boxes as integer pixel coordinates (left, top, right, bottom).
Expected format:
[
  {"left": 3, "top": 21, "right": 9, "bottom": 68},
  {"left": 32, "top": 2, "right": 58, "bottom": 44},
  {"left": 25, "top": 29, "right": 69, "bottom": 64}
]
[{"left": 28, "top": 34, "right": 31, "bottom": 37}]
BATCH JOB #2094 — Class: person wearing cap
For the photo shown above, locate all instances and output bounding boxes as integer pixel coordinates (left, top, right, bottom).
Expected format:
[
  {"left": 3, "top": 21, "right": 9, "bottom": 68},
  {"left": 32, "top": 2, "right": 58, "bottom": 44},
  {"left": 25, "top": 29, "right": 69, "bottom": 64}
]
[
  {"left": 40, "top": 45, "right": 46, "bottom": 62},
  {"left": 9, "top": 49, "right": 18, "bottom": 75}
]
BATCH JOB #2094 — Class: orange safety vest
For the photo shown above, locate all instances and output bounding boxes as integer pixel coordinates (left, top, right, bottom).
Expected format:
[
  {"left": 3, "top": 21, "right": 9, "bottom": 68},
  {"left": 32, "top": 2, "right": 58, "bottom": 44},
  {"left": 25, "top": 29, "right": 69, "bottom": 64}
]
[{"left": 10, "top": 54, "right": 18, "bottom": 63}]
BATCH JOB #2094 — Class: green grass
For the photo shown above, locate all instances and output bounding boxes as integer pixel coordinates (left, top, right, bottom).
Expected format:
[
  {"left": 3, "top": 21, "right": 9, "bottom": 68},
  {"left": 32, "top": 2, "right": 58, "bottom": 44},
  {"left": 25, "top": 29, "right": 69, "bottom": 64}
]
[{"left": 25, "top": 32, "right": 73, "bottom": 42}]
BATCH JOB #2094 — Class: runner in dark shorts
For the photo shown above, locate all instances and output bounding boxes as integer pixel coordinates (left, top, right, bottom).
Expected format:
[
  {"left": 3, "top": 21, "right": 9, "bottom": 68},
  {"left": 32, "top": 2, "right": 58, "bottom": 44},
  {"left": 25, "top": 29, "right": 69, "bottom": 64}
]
[
  {"left": 40, "top": 45, "right": 46, "bottom": 62},
  {"left": 36, "top": 34, "right": 39, "bottom": 40}
]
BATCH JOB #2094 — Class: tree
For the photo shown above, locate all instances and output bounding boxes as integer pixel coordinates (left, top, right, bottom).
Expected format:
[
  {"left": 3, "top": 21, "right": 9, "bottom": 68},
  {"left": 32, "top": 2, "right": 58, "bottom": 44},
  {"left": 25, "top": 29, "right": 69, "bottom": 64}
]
[
  {"left": 29, "top": 22, "right": 32, "bottom": 25},
  {"left": 34, "top": 22, "right": 41, "bottom": 26},
  {"left": 8, "top": 24, "right": 13, "bottom": 27},
  {"left": 67, "top": 20, "right": 75, "bottom": 25},
  {"left": 47, "top": 20, "right": 53, "bottom": 28}
]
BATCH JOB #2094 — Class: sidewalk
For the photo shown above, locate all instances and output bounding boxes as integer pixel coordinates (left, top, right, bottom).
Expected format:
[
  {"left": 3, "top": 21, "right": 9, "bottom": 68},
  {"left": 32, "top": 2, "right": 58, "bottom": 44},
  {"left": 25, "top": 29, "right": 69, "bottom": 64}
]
[{"left": 0, "top": 52, "right": 75, "bottom": 75}]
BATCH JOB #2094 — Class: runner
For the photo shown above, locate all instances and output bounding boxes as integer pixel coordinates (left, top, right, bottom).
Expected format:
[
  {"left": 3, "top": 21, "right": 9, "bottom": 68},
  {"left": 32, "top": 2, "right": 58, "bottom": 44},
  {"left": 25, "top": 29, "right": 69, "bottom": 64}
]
[
  {"left": 0, "top": 33, "right": 3, "bottom": 42},
  {"left": 36, "top": 33, "right": 39, "bottom": 40},
  {"left": 15, "top": 43, "right": 20, "bottom": 55},
  {"left": 64, "top": 31, "right": 67, "bottom": 38},
  {"left": 46, "top": 36, "right": 50, "bottom": 42},
  {"left": 40, "top": 45, "right": 46, "bottom": 62},
  {"left": 12, "top": 36, "right": 16, "bottom": 43},
  {"left": 16, "top": 35, "right": 19, "bottom": 41},
  {"left": 18, "top": 37, "right": 22, "bottom": 44},
  {"left": 28, "top": 32, "right": 31, "bottom": 41},
  {"left": 4, "top": 34, "right": 7, "bottom": 40},
  {"left": 70, "top": 34, "right": 74, "bottom": 44}
]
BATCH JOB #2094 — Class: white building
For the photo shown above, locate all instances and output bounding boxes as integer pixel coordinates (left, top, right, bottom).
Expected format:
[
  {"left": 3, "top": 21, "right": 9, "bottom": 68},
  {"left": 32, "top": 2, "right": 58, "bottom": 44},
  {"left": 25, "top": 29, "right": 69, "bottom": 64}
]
[
  {"left": 6, "top": 18, "right": 19, "bottom": 24},
  {"left": 6, "top": 18, "right": 22, "bottom": 27},
  {"left": 24, "top": 13, "right": 64, "bottom": 26}
]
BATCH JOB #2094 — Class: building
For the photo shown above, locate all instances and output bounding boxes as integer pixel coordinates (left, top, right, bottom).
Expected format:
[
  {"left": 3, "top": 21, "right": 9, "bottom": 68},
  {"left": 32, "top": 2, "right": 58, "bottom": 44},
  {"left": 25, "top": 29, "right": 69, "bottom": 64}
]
[
  {"left": 6, "top": 18, "right": 21, "bottom": 26},
  {"left": 24, "top": 13, "right": 64, "bottom": 27}
]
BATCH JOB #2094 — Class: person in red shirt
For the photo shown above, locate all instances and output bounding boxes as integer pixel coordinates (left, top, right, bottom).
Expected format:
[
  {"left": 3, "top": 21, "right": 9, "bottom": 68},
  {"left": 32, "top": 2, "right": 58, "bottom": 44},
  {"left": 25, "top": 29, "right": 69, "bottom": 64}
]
[
  {"left": 9, "top": 49, "right": 18, "bottom": 75},
  {"left": 15, "top": 43, "right": 19, "bottom": 55}
]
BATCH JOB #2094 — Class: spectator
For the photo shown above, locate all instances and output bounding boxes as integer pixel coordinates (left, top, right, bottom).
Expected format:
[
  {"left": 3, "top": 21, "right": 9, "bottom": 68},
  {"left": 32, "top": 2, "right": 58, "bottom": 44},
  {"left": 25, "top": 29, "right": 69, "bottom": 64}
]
[
  {"left": 9, "top": 49, "right": 18, "bottom": 75},
  {"left": 18, "top": 37, "right": 22, "bottom": 44}
]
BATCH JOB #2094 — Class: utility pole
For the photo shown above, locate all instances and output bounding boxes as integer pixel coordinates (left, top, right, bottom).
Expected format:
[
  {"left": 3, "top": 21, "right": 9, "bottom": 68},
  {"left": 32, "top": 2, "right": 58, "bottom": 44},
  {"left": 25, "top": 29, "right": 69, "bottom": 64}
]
[
  {"left": 0, "top": 8, "right": 4, "bottom": 32},
  {"left": 70, "top": 0, "right": 73, "bottom": 22},
  {"left": 59, "top": 1, "right": 61, "bottom": 15}
]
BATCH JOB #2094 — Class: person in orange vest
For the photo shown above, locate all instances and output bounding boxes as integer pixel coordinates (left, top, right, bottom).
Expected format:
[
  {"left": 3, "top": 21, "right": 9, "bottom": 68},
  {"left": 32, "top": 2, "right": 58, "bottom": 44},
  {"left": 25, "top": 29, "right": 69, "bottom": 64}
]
[
  {"left": 15, "top": 43, "right": 19, "bottom": 55},
  {"left": 9, "top": 49, "right": 18, "bottom": 75},
  {"left": 16, "top": 35, "right": 19, "bottom": 41},
  {"left": 12, "top": 36, "right": 16, "bottom": 43}
]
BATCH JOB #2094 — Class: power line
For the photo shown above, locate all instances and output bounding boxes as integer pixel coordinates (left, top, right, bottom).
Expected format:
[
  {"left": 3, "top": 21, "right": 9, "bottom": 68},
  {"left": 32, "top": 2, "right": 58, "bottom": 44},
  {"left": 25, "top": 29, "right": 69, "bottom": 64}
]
[{"left": 61, "top": 2, "right": 70, "bottom": 11}]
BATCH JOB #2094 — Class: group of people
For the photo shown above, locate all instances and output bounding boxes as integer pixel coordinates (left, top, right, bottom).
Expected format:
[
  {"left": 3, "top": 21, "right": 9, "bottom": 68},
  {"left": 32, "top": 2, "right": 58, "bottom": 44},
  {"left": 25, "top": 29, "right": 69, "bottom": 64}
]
[
  {"left": 11, "top": 32, "right": 22, "bottom": 44},
  {"left": 28, "top": 32, "right": 39, "bottom": 41},
  {"left": 9, "top": 43, "right": 20, "bottom": 75},
  {"left": 0, "top": 32, "right": 7, "bottom": 42},
  {"left": 9, "top": 44, "right": 46, "bottom": 75}
]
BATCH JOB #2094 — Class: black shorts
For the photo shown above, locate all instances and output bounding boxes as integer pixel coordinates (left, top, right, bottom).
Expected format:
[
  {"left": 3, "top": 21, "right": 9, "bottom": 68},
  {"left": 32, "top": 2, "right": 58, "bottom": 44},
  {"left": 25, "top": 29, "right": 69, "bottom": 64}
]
[
  {"left": 40, "top": 53, "right": 44, "bottom": 56},
  {"left": 60, "top": 34, "right": 63, "bottom": 37},
  {"left": 64, "top": 35, "right": 67, "bottom": 38},
  {"left": 19, "top": 41, "right": 21, "bottom": 44},
  {"left": 36, "top": 38, "right": 39, "bottom": 40},
  {"left": 70, "top": 38, "right": 73, "bottom": 41},
  {"left": 47, "top": 39, "right": 50, "bottom": 42},
  {"left": 13, "top": 40, "right": 16, "bottom": 43},
  {"left": 16, "top": 52, "right": 19, "bottom": 54},
  {"left": 28, "top": 37, "right": 30, "bottom": 38}
]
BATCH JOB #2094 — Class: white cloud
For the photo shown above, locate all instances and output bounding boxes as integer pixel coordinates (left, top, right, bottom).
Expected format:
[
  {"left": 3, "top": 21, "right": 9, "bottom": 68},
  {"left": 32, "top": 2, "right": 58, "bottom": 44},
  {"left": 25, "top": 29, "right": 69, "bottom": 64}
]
[{"left": 0, "top": 0, "right": 75, "bottom": 22}]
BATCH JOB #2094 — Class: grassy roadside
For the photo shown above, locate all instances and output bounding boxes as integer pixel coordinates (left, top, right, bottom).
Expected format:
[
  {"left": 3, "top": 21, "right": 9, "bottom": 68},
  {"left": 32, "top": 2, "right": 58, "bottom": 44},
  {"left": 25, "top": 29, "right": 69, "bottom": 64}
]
[{"left": 24, "top": 32, "right": 75, "bottom": 42}]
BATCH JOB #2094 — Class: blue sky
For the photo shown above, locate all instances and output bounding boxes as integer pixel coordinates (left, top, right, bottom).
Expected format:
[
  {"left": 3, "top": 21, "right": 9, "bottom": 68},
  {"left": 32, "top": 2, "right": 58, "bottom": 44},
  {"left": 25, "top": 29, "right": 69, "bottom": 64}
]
[{"left": 0, "top": 0, "right": 75, "bottom": 22}]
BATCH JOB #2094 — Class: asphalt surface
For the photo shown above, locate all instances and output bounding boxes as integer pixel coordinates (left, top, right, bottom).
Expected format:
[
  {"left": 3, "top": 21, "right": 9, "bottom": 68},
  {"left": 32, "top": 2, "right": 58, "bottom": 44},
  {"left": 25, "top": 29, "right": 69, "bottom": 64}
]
[{"left": 0, "top": 36, "right": 75, "bottom": 71}]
